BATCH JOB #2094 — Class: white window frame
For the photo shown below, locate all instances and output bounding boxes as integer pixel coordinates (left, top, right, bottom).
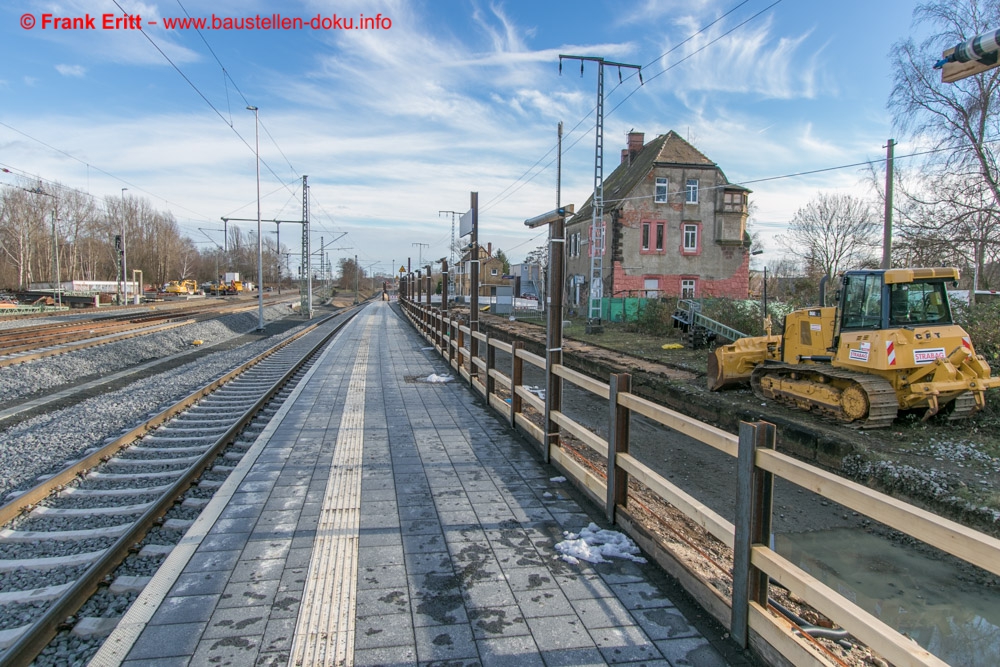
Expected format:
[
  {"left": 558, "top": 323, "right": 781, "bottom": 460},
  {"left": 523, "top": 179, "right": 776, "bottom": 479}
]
[
  {"left": 641, "top": 222, "right": 650, "bottom": 251},
  {"left": 490, "top": 268, "right": 499, "bottom": 276},
  {"left": 685, "top": 179, "right": 698, "bottom": 204},
  {"left": 683, "top": 224, "right": 698, "bottom": 252},
  {"left": 654, "top": 177, "right": 668, "bottom": 203},
  {"left": 681, "top": 279, "right": 696, "bottom": 299}
]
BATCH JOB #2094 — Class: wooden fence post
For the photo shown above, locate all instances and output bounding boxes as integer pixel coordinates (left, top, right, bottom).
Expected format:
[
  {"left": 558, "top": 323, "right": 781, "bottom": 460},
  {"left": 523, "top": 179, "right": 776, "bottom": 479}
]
[
  {"left": 606, "top": 373, "right": 631, "bottom": 523},
  {"left": 731, "top": 420, "right": 775, "bottom": 648}
]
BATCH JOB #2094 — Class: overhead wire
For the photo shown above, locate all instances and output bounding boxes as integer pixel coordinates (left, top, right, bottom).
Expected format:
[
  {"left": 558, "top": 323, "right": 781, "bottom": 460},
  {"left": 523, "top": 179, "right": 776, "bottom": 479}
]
[
  {"left": 109, "top": 0, "right": 299, "bottom": 203},
  {"left": 0, "top": 130, "right": 216, "bottom": 222},
  {"left": 606, "top": 0, "right": 783, "bottom": 116},
  {"left": 175, "top": 0, "right": 300, "bottom": 180},
  {"left": 480, "top": 0, "right": 774, "bottom": 214}
]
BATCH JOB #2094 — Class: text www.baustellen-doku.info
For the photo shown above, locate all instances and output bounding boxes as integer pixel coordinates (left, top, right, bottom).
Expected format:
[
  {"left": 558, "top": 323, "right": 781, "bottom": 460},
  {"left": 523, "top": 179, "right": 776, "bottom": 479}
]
[{"left": 19, "top": 12, "right": 392, "bottom": 31}]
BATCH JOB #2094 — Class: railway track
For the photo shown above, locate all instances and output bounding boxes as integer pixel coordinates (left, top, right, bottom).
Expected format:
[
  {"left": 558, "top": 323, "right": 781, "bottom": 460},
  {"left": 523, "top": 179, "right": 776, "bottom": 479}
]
[
  {"left": 0, "top": 305, "right": 360, "bottom": 665},
  {"left": 0, "top": 298, "right": 292, "bottom": 369}
]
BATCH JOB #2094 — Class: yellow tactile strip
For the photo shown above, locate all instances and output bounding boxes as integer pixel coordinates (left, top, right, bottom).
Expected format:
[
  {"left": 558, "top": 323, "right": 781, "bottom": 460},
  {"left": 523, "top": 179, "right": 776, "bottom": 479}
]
[{"left": 288, "top": 315, "right": 373, "bottom": 666}]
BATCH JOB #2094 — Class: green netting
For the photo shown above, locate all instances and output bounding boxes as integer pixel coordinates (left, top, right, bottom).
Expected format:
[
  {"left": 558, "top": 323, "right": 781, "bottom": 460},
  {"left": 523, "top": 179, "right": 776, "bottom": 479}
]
[{"left": 601, "top": 297, "right": 653, "bottom": 322}]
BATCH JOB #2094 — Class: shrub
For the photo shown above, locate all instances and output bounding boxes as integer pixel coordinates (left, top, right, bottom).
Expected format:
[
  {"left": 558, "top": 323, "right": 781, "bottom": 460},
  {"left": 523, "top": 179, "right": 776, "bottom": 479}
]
[
  {"left": 627, "top": 298, "right": 677, "bottom": 336},
  {"left": 954, "top": 298, "right": 1000, "bottom": 363}
]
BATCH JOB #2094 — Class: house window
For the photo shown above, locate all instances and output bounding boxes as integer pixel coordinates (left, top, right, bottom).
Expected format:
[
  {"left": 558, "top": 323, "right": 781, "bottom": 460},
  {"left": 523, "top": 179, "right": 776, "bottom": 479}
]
[
  {"left": 654, "top": 177, "right": 668, "bottom": 203},
  {"left": 683, "top": 224, "right": 698, "bottom": 253},
  {"left": 641, "top": 223, "right": 650, "bottom": 251},
  {"left": 643, "top": 278, "right": 659, "bottom": 298},
  {"left": 681, "top": 279, "right": 696, "bottom": 299},
  {"left": 686, "top": 179, "right": 699, "bottom": 204},
  {"left": 724, "top": 191, "right": 746, "bottom": 212},
  {"left": 655, "top": 223, "right": 664, "bottom": 252},
  {"left": 572, "top": 232, "right": 580, "bottom": 257}
]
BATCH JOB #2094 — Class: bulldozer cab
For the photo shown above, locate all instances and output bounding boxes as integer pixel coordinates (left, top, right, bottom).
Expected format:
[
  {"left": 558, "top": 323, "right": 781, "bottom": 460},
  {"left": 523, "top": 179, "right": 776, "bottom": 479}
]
[{"left": 839, "top": 269, "right": 956, "bottom": 332}]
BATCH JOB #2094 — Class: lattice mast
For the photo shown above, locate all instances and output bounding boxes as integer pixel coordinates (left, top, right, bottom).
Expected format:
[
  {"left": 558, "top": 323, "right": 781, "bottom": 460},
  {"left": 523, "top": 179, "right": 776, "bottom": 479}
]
[
  {"left": 558, "top": 55, "right": 641, "bottom": 330},
  {"left": 302, "top": 175, "right": 312, "bottom": 318}
]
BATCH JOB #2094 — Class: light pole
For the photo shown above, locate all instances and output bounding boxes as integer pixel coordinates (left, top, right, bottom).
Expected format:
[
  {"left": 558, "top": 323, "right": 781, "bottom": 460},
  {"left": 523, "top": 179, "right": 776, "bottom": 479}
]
[
  {"left": 120, "top": 188, "right": 128, "bottom": 305},
  {"left": 247, "top": 105, "right": 264, "bottom": 331},
  {"left": 751, "top": 249, "right": 766, "bottom": 329},
  {"left": 51, "top": 211, "right": 62, "bottom": 308}
]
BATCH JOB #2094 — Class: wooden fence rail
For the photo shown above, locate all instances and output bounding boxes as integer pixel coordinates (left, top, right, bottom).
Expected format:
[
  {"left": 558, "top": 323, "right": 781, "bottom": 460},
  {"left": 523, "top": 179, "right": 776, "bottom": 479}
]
[{"left": 399, "top": 299, "right": 998, "bottom": 667}]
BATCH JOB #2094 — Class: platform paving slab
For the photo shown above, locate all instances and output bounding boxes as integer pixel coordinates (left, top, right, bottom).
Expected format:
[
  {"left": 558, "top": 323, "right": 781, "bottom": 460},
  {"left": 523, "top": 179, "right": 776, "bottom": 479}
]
[{"left": 97, "top": 302, "right": 750, "bottom": 666}]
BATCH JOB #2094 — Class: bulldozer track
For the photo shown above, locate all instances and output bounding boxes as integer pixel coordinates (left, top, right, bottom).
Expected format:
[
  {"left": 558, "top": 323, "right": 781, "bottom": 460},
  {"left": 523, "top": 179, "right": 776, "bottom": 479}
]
[
  {"left": 946, "top": 392, "right": 979, "bottom": 421},
  {"left": 751, "top": 362, "right": 899, "bottom": 429}
]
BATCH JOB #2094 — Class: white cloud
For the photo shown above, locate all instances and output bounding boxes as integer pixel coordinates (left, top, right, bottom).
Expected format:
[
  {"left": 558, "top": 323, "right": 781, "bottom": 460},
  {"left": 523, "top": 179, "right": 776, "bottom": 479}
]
[
  {"left": 660, "top": 15, "right": 826, "bottom": 101},
  {"left": 28, "top": 0, "right": 200, "bottom": 66},
  {"left": 55, "top": 64, "right": 85, "bottom": 77}
]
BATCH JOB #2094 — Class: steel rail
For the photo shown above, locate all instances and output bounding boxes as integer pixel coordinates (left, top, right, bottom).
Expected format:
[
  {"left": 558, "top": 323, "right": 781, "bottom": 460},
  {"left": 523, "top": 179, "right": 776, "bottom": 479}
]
[
  {"left": 0, "top": 299, "right": 294, "bottom": 369},
  {"left": 0, "top": 305, "right": 362, "bottom": 666}
]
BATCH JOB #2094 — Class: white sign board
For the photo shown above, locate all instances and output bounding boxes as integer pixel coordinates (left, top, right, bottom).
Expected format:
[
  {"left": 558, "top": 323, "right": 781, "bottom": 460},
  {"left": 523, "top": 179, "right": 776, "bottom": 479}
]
[{"left": 459, "top": 209, "right": 473, "bottom": 238}]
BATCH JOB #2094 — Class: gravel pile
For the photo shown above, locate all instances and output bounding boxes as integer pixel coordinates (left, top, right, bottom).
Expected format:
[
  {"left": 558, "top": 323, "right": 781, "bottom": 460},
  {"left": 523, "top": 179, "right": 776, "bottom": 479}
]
[
  {"left": 843, "top": 453, "right": 1000, "bottom": 527},
  {"left": 0, "top": 316, "right": 308, "bottom": 500},
  {"left": 926, "top": 438, "right": 1000, "bottom": 472},
  {"left": 0, "top": 305, "right": 291, "bottom": 403}
]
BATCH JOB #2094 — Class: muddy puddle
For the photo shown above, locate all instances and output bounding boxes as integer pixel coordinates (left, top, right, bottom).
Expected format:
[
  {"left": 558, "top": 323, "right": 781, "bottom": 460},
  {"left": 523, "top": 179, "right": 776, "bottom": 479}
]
[{"left": 776, "top": 528, "right": 1000, "bottom": 666}]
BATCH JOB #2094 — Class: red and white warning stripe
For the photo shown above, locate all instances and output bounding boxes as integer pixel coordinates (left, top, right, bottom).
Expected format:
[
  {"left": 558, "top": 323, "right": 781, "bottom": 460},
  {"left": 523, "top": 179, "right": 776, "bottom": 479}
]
[{"left": 886, "top": 340, "right": 896, "bottom": 366}]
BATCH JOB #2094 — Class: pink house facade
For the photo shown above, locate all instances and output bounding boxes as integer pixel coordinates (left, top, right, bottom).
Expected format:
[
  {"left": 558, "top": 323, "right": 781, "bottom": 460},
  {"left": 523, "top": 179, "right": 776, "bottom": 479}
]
[{"left": 565, "top": 131, "right": 751, "bottom": 307}]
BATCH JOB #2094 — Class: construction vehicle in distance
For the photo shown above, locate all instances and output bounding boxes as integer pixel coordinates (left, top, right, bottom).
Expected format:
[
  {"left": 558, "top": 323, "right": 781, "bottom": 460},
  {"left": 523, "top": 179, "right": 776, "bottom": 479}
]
[
  {"left": 206, "top": 273, "right": 245, "bottom": 296},
  {"left": 708, "top": 267, "right": 1000, "bottom": 428},
  {"left": 164, "top": 280, "right": 199, "bottom": 295}
]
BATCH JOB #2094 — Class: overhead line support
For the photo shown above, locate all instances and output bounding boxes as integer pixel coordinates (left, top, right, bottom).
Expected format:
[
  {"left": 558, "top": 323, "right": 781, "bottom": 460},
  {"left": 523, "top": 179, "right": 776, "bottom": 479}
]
[{"left": 559, "top": 54, "right": 642, "bottom": 333}]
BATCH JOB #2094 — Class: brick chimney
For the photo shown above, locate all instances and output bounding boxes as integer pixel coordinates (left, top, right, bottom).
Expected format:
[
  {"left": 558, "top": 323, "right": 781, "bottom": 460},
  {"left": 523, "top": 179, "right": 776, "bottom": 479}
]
[
  {"left": 621, "top": 149, "right": 630, "bottom": 165},
  {"left": 627, "top": 131, "right": 644, "bottom": 162},
  {"left": 487, "top": 242, "right": 492, "bottom": 257}
]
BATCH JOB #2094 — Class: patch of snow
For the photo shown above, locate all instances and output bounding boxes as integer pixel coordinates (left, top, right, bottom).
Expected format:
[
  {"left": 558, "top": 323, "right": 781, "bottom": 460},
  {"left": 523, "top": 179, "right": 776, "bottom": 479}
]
[
  {"left": 550, "top": 476, "right": 566, "bottom": 483},
  {"left": 424, "top": 374, "right": 453, "bottom": 384},
  {"left": 554, "top": 522, "right": 647, "bottom": 565}
]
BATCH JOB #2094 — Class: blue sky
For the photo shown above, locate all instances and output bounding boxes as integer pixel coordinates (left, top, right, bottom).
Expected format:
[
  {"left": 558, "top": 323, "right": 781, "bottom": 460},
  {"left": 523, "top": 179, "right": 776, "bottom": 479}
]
[{"left": 1, "top": 0, "right": 931, "bottom": 276}]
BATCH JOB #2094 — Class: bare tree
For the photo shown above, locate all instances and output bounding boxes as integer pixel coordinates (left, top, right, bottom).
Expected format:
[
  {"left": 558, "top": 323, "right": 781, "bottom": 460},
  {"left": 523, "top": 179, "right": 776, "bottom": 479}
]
[
  {"left": 885, "top": 2, "right": 1000, "bottom": 293},
  {"left": 778, "top": 192, "right": 879, "bottom": 279},
  {"left": 890, "top": 2, "right": 1000, "bottom": 202}
]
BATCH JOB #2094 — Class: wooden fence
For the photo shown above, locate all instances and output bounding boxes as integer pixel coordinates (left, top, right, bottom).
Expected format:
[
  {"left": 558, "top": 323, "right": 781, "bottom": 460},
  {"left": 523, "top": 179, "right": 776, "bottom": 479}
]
[{"left": 400, "top": 299, "right": 1000, "bottom": 667}]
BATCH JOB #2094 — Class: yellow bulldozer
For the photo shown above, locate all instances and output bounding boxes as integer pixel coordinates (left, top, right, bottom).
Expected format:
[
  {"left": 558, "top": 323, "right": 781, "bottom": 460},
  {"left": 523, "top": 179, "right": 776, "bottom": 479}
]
[
  {"left": 708, "top": 267, "right": 1000, "bottom": 428},
  {"left": 164, "top": 280, "right": 198, "bottom": 295}
]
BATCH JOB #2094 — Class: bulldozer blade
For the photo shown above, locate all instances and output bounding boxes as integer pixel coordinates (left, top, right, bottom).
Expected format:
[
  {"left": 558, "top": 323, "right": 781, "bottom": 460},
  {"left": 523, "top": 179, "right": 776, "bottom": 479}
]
[{"left": 708, "top": 347, "right": 745, "bottom": 391}]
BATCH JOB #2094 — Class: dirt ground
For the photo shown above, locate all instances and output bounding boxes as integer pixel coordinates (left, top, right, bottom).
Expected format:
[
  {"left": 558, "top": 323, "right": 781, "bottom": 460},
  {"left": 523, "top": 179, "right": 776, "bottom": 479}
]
[
  {"left": 478, "top": 311, "right": 1000, "bottom": 537},
  {"left": 433, "top": 307, "right": 1000, "bottom": 666}
]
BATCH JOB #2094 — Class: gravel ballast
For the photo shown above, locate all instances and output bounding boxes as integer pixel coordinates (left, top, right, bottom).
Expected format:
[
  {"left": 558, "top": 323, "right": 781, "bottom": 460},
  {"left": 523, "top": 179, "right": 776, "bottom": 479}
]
[{"left": 0, "top": 306, "right": 310, "bottom": 500}]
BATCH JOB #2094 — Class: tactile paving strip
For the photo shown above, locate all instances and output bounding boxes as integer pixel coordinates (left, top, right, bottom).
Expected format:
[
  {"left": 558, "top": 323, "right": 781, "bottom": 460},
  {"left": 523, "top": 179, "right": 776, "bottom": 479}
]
[{"left": 288, "top": 315, "right": 373, "bottom": 666}]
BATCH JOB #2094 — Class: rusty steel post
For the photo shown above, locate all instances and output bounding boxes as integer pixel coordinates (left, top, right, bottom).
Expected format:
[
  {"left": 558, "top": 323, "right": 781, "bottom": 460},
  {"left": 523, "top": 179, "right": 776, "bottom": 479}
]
[
  {"left": 731, "top": 421, "right": 776, "bottom": 648},
  {"left": 510, "top": 341, "right": 523, "bottom": 427},
  {"left": 426, "top": 264, "right": 432, "bottom": 311},
  {"left": 448, "top": 314, "right": 456, "bottom": 369},
  {"left": 469, "top": 192, "right": 480, "bottom": 368},
  {"left": 606, "top": 373, "right": 631, "bottom": 523},
  {"left": 485, "top": 333, "right": 495, "bottom": 398},
  {"left": 441, "top": 259, "right": 449, "bottom": 314}
]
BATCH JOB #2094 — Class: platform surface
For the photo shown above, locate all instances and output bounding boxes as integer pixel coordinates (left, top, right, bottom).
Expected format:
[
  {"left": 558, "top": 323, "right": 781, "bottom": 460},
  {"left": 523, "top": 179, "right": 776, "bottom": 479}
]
[{"left": 97, "top": 301, "right": 749, "bottom": 666}]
